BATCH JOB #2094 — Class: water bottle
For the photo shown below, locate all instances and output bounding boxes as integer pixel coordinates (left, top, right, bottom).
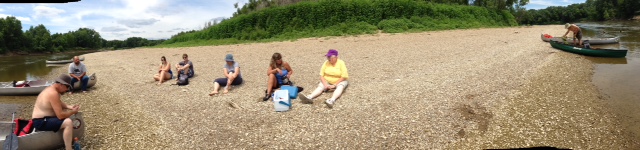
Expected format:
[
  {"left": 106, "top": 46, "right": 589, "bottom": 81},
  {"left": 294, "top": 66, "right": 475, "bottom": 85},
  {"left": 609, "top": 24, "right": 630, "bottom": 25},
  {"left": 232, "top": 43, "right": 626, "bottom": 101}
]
[{"left": 73, "top": 137, "right": 82, "bottom": 150}]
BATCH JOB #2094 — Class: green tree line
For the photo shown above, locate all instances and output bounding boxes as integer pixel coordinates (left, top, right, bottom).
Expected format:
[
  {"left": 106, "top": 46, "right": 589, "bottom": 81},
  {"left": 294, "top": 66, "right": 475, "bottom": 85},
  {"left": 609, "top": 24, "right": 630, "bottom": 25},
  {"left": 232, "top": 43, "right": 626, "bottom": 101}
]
[
  {"left": 518, "top": 0, "right": 639, "bottom": 25},
  {"left": 163, "top": 0, "right": 518, "bottom": 45},
  {"left": 0, "top": 16, "right": 164, "bottom": 55}
]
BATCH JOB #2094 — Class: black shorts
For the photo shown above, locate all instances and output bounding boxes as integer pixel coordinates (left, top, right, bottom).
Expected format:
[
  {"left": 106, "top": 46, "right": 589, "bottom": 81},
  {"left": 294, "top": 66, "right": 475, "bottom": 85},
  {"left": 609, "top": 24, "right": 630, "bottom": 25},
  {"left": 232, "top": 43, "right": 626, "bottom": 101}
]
[
  {"left": 575, "top": 31, "right": 582, "bottom": 40},
  {"left": 32, "top": 117, "right": 64, "bottom": 132}
]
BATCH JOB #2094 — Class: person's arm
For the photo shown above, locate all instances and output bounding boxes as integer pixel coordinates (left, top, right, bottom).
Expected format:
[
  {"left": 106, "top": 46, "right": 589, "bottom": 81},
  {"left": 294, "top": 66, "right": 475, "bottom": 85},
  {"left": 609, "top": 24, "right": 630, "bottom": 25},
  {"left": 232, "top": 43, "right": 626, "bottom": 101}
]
[
  {"left": 319, "top": 61, "right": 329, "bottom": 88},
  {"left": 48, "top": 93, "right": 78, "bottom": 120},
  {"left": 223, "top": 68, "right": 230, "bottom": 78},
  {"left": 182, "top": 61, "right": 191, "bottom": 70},
  {"left": 330, "top": 61, "right": 348, "bottom": 88},
  {"left": 266, "top": 66, "right": 275, "bottom": 75},
  {"left": 79, "top": 64, "right": 87, "bottom": 78},
  {"left": 163, "top": 63, "right": 171, "bottom": 72},
  {"left": 284, "top": 62, "right": 293, "bottom": 78},
  {"left": 175, "top": 63, "right": 181, "bottom": 70},
  {"left": 563, "top": 29, "right": 570, "bottom": 37},
  {"left": 233, "top": 67, "right": 240, "bottom": 78},
  {"left": 68, "top": 65, "right": 78, "bottom": 79}
]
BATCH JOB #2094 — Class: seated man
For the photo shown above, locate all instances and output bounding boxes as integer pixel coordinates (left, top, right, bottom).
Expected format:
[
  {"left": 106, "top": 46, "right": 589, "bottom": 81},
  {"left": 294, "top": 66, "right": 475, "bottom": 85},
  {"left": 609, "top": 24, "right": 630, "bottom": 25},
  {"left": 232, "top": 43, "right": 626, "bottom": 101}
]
[
  {"left": 175, "top": 53, "right": 194, "bottom": 79},
  {"left": 32, "top": 74, "right": 80, "bottom": 150},
  {"left": 68, "top": 56, "right": 89, "bottom": 93}
]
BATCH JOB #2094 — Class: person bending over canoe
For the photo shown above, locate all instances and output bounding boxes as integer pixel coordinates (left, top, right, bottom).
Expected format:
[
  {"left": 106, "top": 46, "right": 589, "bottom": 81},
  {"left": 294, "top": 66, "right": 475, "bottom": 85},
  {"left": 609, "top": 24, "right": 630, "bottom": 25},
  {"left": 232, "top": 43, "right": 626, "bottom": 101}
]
[
  {"left": 32, "top": 74, "right": 80, "bottom": 150},
  {"left": 153, "top": 56, "right": 172, "bottom": 85},
  {"left": 68, "top": 56, "right": 89, "bottom": 93},
  {"left": 299, "top": 49, "right": 349, "bottom": 109},
  {"left": 209, "top": 54, "right": 243, "bottom": 96},
  {"left": 563, "top": 23, "right": 582, "bottom": 47}
]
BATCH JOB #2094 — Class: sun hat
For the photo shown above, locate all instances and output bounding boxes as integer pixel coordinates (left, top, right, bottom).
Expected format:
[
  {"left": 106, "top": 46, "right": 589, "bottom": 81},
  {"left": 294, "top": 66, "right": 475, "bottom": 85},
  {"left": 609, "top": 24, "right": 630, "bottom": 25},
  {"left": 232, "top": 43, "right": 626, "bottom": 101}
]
[
  {"left": 564, "top": 23, "right": 570, "bottom": 29},
  {"left": 225, "top": 54, "right": 234, "bottom": 62},
  {"left": 325, "top": 49, "right": 338, "bottom": 57},
  {"left": 54, "top": 74, "right": 71, "bottom": 86}
]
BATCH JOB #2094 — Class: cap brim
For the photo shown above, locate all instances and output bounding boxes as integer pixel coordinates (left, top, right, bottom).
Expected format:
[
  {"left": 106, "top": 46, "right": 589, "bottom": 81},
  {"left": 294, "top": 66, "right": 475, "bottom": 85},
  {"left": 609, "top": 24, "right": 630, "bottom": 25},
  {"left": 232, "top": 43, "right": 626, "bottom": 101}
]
[{"left": 55, "top": 79, "right": 70, "bottom": 85}]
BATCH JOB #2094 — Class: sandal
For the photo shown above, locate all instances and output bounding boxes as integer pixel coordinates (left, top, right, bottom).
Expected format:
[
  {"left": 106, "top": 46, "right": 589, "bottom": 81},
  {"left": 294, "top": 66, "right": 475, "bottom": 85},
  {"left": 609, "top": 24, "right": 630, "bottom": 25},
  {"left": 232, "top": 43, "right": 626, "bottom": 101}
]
[{"left": 262, "top": 90, "right": 271, "bottom": 101}]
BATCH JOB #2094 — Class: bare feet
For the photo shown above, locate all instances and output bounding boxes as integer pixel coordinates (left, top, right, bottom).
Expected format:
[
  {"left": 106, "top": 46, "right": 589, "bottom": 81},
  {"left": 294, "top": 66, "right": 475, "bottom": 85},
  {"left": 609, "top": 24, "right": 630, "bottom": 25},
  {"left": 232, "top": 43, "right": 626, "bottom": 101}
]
[
  {"left": 223, "top": 86, "right": 230, "bottom": 94},
  {"left": 209, "top": 91, "right": 218, "bottom": 96}
]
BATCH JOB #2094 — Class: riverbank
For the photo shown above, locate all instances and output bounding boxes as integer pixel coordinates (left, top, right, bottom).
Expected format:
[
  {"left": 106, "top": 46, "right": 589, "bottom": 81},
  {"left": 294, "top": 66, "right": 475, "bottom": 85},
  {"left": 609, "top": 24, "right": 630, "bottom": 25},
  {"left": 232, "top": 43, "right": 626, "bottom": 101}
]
[
  {"left": 12, "top": 25, "right": 637, "bottom": 149},
  {"left": 0, "top": 49, "right": 101, "bottom": 57}
]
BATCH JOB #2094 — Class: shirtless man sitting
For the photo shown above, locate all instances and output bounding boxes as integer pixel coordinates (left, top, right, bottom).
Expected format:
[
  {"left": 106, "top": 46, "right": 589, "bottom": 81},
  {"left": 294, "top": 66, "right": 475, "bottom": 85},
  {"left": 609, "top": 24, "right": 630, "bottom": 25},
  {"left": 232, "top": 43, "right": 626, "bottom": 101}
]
[{"left": 31, "top": 74, "right": 81, "bottom": 150}]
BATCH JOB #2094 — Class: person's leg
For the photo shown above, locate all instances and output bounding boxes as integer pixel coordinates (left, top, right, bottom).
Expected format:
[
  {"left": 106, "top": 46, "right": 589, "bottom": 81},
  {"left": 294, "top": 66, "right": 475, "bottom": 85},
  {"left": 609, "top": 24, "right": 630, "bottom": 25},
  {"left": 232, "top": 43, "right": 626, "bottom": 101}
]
[
  {"left": 81, "top": 76, "right": 90, "bottom": 91},
  {"left": 184, "top": 68, "right": 193, "bottom": 78},
  {"left": 158, "top": 71, "right": 166, "bottom": 84},
  {"left": 153, "top": 74, "right": 160, "bottom": 81},
  {"left": 209, "top": 78, "right": 227, "bottom": 96},
  {"left": 163, "top": 71, "right": 172, "bottom": 80},
  {"left": 188, "top": 69, "right": 194, "bottom": 78},
  {"left": 577, "top": 31, "right": 583, "bottom": 46},
  {"left": 329, "top": 81, "right": 349, "bottom": 101},
  {"left": 224, "top": 76, "right": 236, "bottom": 94},
  {"left": 300, "top": 82, "right": 325, "bottom": 104},
  {"left": 266, "top": 74, "right": 276, "bottom": 95},
  {"left": 308, "top": 82, "right": 325, "bottom": 99},
  {"left": 70, "top": 77, "right": 79, "bottom": 93},
  {"left": 60, "top": 118, "right": 73, "bottom": 150}
]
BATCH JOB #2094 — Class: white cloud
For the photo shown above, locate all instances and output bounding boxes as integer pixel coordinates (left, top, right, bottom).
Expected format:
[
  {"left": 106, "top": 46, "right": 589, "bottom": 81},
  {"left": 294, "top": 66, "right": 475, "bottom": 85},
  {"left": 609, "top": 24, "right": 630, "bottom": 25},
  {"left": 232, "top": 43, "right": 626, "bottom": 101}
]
[
  {"left": 117, "top": 18, "right": 159, "bottom": 28},
  {"left": 32, "top": 5, "right": 65, "bottom": 19},
  {"left": 102, "top": 26, "right": 128, "bottom": 32},
  {"left": 2, "top": 0, "right": 250, "bottom": 40},
  {"left": 529, "top": 0, "right": 558, "bottom": 6},
  {"left": 0, "top": 14, "right": 32, "bottom": 22}
]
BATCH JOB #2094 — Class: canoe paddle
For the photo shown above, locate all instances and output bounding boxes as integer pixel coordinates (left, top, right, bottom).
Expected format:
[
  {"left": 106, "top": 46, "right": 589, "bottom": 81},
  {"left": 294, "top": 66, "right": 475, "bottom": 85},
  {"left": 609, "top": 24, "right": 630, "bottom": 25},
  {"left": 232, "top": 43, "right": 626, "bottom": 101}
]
[{"left": 2, "top": 112, "right": 18, "bottom": 150}]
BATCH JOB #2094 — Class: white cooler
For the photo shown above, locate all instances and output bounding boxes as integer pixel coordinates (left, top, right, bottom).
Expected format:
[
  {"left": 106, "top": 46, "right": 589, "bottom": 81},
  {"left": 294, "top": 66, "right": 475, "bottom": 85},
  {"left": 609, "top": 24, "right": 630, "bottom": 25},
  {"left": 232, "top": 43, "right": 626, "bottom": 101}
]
[{"left": 273, "top": 90, "right": 291, "bottom": 112}]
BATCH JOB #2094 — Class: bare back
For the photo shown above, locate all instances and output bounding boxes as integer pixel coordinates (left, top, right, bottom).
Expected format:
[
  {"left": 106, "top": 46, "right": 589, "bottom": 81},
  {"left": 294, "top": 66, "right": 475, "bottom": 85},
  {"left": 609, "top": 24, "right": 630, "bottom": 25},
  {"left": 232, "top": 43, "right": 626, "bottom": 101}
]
[
  {"left": 568, "top": 25, "right": 581, "bottom": 34},
  {"left": 31, "top": 86, "right": 59, "bottom": 118}
]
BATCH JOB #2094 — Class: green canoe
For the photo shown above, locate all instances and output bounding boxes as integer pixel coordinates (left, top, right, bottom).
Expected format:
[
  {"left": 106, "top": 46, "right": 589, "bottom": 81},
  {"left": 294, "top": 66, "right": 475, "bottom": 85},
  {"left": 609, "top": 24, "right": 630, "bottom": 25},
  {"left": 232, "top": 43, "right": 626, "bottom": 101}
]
[{"left": 549, "top": 41, "right": 627, "bottom": 58}]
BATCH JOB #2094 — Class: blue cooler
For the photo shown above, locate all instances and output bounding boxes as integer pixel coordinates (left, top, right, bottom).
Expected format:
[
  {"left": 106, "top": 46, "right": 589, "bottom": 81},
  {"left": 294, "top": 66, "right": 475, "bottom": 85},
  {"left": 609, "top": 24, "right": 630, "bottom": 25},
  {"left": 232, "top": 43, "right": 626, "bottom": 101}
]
[{"left": 280, "top": 85, "right": 298, "bottom": 99}]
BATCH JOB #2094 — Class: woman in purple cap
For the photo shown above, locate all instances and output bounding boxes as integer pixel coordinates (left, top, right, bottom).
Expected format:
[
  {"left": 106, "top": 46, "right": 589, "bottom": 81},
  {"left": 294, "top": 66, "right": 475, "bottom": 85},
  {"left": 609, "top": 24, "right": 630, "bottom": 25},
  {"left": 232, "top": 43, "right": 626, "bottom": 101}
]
[{"left": 299, "top": 49, "right": 349, "bottom": 108}]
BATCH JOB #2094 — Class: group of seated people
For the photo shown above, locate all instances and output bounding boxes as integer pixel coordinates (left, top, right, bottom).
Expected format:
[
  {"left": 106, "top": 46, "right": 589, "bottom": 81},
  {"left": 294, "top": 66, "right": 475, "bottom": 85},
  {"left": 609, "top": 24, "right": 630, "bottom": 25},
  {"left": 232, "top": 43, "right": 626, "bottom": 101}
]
[{"left": 153, "top": 49, "right": 349, "bottom": 108}]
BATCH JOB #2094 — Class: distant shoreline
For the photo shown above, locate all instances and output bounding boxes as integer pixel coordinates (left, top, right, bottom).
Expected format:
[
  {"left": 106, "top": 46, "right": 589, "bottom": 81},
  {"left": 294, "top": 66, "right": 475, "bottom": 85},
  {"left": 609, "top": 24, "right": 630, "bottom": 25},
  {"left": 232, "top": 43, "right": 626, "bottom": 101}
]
[{"left": 0, "top": 49, "right": 101, "bottom": 57}]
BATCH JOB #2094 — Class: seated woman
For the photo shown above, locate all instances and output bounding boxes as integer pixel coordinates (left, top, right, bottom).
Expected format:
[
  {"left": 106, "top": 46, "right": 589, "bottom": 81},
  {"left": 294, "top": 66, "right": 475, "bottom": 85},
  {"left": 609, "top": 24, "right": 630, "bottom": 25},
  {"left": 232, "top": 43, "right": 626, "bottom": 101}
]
[
  {"left": 299, "top": 49, "right": 349, "bottom": 109},
  {"left": 263, "top": 53, "right": 294, "bottom": 101},
  {"left": 153, "top": 56, "right": 172, "bottom": 85},
  {"left": 209, "top": 54, "right": 243, "bottom": 96}
]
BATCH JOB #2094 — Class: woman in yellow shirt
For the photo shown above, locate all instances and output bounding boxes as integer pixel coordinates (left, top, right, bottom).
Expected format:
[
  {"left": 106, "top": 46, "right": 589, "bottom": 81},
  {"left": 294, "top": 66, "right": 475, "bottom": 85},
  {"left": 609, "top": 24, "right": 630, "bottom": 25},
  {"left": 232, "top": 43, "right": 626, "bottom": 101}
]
[{"left": 300, "top": 49, "right": 349, "bottom": 108}]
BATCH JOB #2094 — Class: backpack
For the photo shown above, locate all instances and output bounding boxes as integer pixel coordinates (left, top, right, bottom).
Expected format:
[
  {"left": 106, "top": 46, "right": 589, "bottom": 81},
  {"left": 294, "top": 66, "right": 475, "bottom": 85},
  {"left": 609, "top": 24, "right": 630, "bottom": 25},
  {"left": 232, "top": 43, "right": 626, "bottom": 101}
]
[{"left": 176, "top": 74, "right": 189, "bottom": 86}]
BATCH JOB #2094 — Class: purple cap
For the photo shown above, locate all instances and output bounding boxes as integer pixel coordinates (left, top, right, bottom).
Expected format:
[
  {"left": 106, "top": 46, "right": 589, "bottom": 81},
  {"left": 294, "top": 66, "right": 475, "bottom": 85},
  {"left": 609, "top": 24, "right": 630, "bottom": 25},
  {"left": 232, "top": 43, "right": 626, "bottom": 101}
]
[{"left": 325, "top": 49, "right": 338, "bottom": 57}]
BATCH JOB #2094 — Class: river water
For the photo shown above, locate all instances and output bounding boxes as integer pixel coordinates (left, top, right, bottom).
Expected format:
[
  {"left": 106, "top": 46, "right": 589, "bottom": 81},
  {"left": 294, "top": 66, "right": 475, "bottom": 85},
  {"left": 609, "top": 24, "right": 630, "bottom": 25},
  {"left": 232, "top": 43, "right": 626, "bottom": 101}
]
[
  {"left": 0, "top": 51, "right": 96, "bottom": 119},
  {"left": 578, "top": 21, "right": 640, "bottom": 141}
]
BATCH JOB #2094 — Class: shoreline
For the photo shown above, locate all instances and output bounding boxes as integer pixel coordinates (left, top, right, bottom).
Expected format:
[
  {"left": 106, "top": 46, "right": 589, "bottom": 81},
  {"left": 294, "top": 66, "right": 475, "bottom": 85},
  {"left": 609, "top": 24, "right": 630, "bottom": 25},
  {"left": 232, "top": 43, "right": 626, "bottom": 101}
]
[{"left": 10, "top": 25, "right": 637, "bottom": 149}]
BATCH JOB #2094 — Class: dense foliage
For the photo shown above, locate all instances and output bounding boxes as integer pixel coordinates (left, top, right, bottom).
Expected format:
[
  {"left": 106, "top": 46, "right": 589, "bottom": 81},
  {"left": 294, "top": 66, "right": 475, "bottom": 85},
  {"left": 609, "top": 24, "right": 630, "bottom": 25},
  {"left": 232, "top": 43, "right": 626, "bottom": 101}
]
[
  {"left": 518, "top": 0, "right": 639, "bottom": 25},
  {"left": 0, "top": 16, "right": 163, "bottom": 54},
  {"left": 163, "top": 0, "right": 517, "bottom": 45}
]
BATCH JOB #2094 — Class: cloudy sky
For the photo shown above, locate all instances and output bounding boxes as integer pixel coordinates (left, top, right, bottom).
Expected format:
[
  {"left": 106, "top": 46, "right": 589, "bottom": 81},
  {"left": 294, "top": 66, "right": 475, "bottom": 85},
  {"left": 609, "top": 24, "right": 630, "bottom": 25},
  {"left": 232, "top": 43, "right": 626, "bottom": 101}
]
[{"left": 1, "top": 0, "right": 584, "bottom": 41}]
